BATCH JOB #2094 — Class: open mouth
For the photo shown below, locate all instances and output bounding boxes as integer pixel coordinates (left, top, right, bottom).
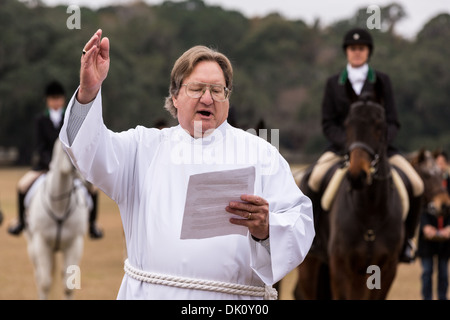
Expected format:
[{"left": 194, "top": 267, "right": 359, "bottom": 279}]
[{"left": 198, "top": 110, "right": 212, "bottom": 117}]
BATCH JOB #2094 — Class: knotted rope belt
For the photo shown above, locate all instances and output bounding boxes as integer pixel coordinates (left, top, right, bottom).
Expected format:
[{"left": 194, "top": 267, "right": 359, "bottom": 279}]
[{"left": 124, "top": 259, "right": 278, "bottom": 300}]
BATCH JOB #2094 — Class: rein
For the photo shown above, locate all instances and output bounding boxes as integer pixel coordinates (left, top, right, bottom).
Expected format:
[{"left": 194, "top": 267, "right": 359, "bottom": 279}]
[{"left": 348, "top": 141, "right": 376, "bottom": 158}]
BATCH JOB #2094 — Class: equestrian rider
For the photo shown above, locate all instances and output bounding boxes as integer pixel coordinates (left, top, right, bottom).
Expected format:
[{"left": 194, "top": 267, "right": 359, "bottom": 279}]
[
  {"left": 8, "top": 80, "right": 104, "bottom": 239},
  {"left": 305, "top": 27, "right": 424, "bottom": 263}
]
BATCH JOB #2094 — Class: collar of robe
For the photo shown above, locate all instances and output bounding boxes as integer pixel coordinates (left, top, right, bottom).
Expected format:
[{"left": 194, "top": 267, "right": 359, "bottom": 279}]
[{"left": 176, "top": 120, "right": 229, "bottom": 146}]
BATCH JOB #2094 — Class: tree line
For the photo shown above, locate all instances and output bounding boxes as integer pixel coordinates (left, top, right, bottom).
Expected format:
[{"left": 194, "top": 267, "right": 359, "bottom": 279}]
[{"left": 1, "top": 0, "right": 449, "bottom": 165}]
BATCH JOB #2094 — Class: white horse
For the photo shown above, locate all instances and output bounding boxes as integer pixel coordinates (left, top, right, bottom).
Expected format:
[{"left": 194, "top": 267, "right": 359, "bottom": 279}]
[{"left": 25, "top": 139, "right": 89, "bottom": 300}]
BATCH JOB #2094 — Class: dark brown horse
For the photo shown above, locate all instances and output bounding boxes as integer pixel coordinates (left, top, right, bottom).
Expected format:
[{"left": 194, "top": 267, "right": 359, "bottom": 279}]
[{"left": 296, "top": 98, "right": 405, "bottom": 299}]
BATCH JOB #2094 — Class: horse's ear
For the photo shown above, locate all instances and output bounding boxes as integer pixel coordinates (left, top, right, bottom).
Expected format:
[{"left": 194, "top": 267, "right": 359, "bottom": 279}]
[
  {"left": 411, "top": 148, "right": 425, "bottom": 166},
  {"left": 417, "top": 148, "right": 427, "bottom": 163}
]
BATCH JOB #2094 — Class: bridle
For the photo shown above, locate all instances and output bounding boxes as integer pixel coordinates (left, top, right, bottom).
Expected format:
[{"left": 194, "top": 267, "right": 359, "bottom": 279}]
[
  {"left": 347, "top": 141, "right": 388, "bottom": 183},
  {"left": 42, "top": 180, "right": 79, "bottom": 252},
  {"left": 346, "top": 100, "right": 389, "bottom": 182},
  {"left": 49, "top": 187, "right": 75, "bottom": 202}
]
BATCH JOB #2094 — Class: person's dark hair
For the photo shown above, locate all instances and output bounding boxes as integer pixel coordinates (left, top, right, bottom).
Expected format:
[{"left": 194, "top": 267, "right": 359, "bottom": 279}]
[{"left": 433, "top": 148, "right": 449, "bottom": 162}]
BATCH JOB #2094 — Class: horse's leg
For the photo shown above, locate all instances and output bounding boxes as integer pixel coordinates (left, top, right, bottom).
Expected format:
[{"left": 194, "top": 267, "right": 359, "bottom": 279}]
[
  {"left": 329, "top": 254, "right": 350, "bottom": 299},
  {"left": 31, "top": 234, "right": 54, "bottom": 300},
  {"left": 295, "top": 254, "right": 331, "bottom": 299},
  {"left": 374, "top": 260, "right": 398, "bottom": 299},
  {"left": 346, "top": 273, "right": 371, "bottom": 300},
  {"left": 295, "top": 260, "right": 310, "bottom": 299},
  {"left": 295, "top": 255, "right": 318, "bottom": 299},
  {"left": 62, "top": 236, "right": 84, "bottom": 300},
  {"left": 316, "top": 262, "right": 332, "bottom": 299}
]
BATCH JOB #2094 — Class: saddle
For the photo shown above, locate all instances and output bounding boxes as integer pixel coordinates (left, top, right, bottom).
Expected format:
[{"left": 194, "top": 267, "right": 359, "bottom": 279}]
[
  {"left": 319, "top": 162, "right": 410, "bottom": 221},
  {"left": 24, "top": 175, "right": 93, "bottom": 211},
  {"left": 24, "top": 174, "right": 47, "bottom": 208}
]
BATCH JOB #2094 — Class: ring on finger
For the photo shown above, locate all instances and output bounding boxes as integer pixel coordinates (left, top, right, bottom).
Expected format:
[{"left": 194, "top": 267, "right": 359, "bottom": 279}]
[
  {"left": 82, "top": 49, "right": 87, "bottom": 55},
  {"left": 247, "top": 213, "right": 252, "bottom": 220}
]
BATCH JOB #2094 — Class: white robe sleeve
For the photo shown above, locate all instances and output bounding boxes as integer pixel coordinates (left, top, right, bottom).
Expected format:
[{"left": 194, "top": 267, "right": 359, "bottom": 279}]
[
  {"left": 249, "top": 152, "right": 315, "bottom": 285},
  {"left": 59, "top": 88, "right": 136, "bottom": 202}
]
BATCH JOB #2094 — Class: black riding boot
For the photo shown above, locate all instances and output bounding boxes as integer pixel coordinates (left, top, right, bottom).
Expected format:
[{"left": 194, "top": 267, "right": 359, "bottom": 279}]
[
  {"left": 8, "top": 191, "right": 27, "bottom": 236},
  {"left": 88, "top": 192, "right": 103, "bottom": 239},
  {"left": 399, "top": 195, "right": 423, "bottom": 263}
]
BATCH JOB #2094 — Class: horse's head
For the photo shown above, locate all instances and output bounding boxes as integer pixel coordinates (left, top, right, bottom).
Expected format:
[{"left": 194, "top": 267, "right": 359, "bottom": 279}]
[
  {"left": 411, "top": 149, "right": 450, "bottom": 217},
  {"left": 344, "top": 96, "right": 387, "bottom": 189},
  {"left": 49, "top": 139, "right": 75, "bottom": 175}
]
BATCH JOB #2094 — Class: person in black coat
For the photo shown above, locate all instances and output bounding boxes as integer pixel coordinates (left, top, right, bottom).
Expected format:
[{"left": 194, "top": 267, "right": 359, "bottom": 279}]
[
  {"left": 304, "top": 28, "right": 424, "bottom": 263},
  {"left": 417, "top": 150, "right": 450, "bottom": 300},
  {"left": 8, "top": 81, "right": 103, "bottom": 239}
]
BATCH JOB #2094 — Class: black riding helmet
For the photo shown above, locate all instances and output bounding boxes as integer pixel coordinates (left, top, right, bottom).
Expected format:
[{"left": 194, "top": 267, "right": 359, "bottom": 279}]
[
  {"left": 45, "top": 80, "right": 66, "bottom": 97},
  {"left": 342, "top": 28, "right": 374, "bottom": 56}
]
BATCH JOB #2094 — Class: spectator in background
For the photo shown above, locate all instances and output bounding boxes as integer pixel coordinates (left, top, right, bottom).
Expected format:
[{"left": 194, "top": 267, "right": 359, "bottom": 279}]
[{"left": 417, "top": 149, "right": 450, "bottom": 300}]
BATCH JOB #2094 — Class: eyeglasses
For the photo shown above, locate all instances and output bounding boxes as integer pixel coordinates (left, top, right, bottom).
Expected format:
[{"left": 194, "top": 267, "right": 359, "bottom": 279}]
[{"left": 182, "top": 82, "right": 231, "bottom": 102}]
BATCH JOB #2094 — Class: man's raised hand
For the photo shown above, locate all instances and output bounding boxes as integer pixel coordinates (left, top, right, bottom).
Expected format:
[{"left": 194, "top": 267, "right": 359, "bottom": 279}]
[{"left": 78, "top": 29, "right": 110, "bottom": 104}]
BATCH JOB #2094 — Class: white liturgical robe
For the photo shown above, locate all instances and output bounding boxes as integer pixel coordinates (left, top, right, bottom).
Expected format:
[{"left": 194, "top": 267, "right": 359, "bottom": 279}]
[{"left": 59, "top": 89, "right": 315, "bottom": 300}]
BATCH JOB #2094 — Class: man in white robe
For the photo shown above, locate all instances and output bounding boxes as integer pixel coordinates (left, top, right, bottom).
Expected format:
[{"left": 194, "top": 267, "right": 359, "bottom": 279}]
[{"left": 59, "top": 29, "right": 315, "bottom": 300}]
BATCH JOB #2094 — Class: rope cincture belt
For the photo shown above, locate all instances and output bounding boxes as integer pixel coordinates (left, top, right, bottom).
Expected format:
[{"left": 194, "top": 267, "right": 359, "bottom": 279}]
[{"left": 124, "top": 259, "right": 278, "bottom": 300}]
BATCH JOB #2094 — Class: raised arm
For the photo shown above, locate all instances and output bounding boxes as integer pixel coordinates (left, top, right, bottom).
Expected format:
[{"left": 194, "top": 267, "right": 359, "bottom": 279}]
[{"left": 78, "top": 29, "right": 110, "bottom": 104}]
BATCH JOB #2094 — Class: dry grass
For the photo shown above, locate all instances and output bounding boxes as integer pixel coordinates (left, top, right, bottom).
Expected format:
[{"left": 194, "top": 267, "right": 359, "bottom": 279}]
[
  {"left": 0, "top": 167, "right": 434, "bottom": 300},
  {"left": 0, "top": 167, "right": 124, "bottom": 300}
]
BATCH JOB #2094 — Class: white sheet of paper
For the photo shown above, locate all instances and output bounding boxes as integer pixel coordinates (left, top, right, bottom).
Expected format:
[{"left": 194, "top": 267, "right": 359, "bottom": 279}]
[{"left": 180, "top": 166, "right": 255, "bottom": 239}]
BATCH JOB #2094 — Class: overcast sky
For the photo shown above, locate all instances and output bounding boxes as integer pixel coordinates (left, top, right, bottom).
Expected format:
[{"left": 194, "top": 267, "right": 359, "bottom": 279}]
[{"left": 40, "top": 0, "right": 449, "bottom": 39}]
